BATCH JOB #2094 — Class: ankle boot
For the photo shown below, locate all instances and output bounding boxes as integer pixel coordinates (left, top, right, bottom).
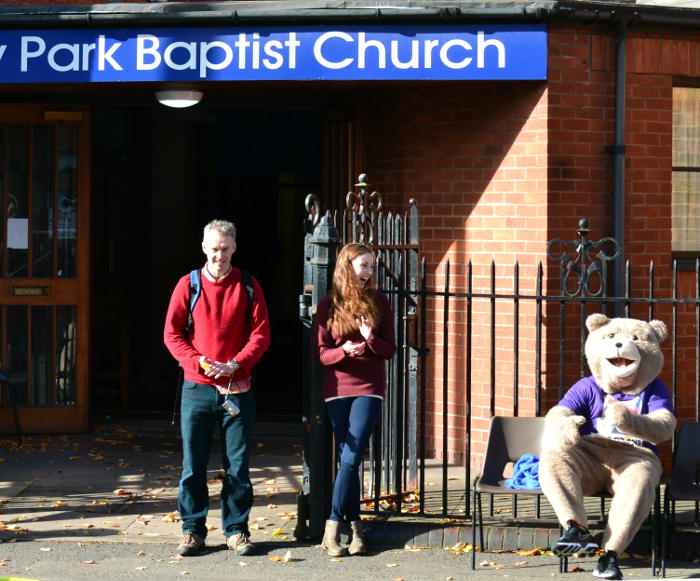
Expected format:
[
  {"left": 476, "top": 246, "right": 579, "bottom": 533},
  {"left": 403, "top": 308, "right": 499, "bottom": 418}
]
[
  {"left": 348, "top": 520, "right": 366, "bottom": 555},
  {"left": 321, "top": 520, "right": 347, "bottom": 557}
]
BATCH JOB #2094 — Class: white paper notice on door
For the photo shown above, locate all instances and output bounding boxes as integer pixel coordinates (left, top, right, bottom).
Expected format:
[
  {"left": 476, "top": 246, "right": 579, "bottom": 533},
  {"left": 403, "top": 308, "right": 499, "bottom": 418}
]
[{"left": 7, "top": 218, "right": 29, "bottom": 249}]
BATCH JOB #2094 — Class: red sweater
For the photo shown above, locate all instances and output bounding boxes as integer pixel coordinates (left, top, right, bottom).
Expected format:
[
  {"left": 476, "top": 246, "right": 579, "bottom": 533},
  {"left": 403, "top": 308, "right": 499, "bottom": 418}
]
[
  {"left": 163, "top": 267, "right": 271, "bottom": 385},
  {"left": 315, "top": 291, "right": 396, "bottom": 400}
]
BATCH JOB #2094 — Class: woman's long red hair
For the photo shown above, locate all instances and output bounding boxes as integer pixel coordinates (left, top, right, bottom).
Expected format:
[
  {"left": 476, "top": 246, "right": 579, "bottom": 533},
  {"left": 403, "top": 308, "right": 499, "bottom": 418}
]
[{"left": 327, "top": 243, "right": 380, "bottom": 338}]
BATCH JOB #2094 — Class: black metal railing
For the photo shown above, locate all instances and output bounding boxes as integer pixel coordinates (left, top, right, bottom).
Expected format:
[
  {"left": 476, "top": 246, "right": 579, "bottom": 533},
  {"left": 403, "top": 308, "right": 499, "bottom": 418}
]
[
  {"left": 297, "top": 178, "right": 700, "bottom": 534},
  {"left": 365, "top": 254, "right": 700, "bottom": 522}
]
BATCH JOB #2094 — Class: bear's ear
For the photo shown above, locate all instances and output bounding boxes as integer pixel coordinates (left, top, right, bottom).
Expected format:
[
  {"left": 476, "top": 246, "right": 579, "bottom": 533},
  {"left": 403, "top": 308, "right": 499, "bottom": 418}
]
[
  {"left": 586, "top": 313, "right": 609, "bottom": 332},
  {"left": 649, "top": 319, "right": 668, "bottom": 343}
]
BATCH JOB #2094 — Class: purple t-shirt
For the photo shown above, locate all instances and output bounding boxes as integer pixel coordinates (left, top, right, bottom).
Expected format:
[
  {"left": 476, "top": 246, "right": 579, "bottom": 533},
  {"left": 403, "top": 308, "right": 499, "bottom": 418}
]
[{"left": 558, "top": 376, "right": 674, "bottom": 454}]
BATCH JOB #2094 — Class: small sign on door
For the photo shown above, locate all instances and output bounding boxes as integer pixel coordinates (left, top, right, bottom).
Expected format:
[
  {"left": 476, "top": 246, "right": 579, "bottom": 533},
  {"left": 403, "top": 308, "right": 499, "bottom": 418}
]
[{"left": 7, "top": 218, "right": 29, "bottom": 249}]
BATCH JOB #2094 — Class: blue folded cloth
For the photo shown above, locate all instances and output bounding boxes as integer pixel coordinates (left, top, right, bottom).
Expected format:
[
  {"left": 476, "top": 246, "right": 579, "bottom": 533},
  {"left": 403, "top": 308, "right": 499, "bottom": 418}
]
[{"left": 504, "top": 453, "right": 540, "bottom": 490}]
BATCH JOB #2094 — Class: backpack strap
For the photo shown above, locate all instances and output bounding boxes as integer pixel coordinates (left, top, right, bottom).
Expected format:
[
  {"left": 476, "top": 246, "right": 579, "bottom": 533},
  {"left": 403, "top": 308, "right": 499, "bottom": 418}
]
[
  {"left": 185, "top": 269, "right": 201, "bottom": 334},
  {"left": 239, "top": 269, "right": 255, "bottom": 323},
  {"left": 186, "top": 268, "right": 254, "bottom": 333}
]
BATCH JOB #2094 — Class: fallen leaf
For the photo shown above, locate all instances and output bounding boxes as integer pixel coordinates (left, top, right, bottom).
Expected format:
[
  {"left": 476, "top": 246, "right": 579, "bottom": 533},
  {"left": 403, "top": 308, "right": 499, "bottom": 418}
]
[
  {"left": 271, "top": 528, "right": 284, "bottom": 537},
  {"left": 83, "top": 560, "right": 97, "bottom": 564},
  {"left": 162, "top": 512, "right": 177, "bottom": 522},
  {"left": 517, "top": 547, "right": 544, "bottom": 556},
  {"left": 39, "top": 547, "right": 51, "bottom": 552},
  {"left": 269, "top": 556, "right": 283, "bottom": 562},
  {"left": 237, "top": 562, "right": 248, "bottom": 566},
  {"left": 136, "top": 551, "right": 146, "bottom": 556},
  {"left": 386, "top": 563, "right": 399, "bottom": 567},
  {"left": 135, "top": 566, "right": 147, "bottom": 570},
  {"left": 282, "top": 550, "right": 298, "bottom": 562},
  {"left": 569, "top": 566, "right": 585, "bottom": 572},
  {"left": 515, "top": 560, "right": 529, "bottom": 566},
  {"left": 330, "top": 558, "right": 342, "bottom": 562}
]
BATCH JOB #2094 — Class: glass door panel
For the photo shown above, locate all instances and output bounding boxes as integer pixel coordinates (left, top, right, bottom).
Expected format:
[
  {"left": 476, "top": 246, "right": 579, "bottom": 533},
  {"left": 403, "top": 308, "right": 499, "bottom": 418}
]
[
  {"left": 7, "top": 125, "right": 29, "bottom": 279},
  {"left": 32, "top": 125, "right": 55, "bottom": 278}
]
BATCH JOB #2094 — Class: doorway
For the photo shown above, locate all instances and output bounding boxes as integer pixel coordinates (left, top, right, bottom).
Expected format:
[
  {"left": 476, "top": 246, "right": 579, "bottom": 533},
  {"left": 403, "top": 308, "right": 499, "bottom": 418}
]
[
  {"left": 0, "top": 104, "right": 91, "bottom": 433},
  {"left": 91, "top": 102, "right": 323, "bottom": 421}
]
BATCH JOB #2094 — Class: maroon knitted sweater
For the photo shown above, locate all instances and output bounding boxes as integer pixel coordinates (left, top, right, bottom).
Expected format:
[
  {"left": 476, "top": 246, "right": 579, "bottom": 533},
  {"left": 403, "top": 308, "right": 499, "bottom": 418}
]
[{"left": 315, "top": 291, "right": 396, "bottom": 400}]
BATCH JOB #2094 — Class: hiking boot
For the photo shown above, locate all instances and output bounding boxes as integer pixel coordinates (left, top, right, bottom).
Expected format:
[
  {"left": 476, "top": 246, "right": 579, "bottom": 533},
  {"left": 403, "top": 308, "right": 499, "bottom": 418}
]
[
  {"left": 593, "top": 551, "right": 623, "bottom": 580},
  {"left": 550, "top": 524, "right": 599, "bottom": 557},
  {"left": 227, "top": 532, "right": 257, "bottom": 556},
  {"left": 176, "top": 532, "right": 205, "bottom": 556}
]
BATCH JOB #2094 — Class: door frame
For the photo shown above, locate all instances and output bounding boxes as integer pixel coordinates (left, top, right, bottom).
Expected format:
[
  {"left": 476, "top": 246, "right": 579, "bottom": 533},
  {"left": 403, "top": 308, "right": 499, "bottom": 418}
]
[{"left": 0, "top": 103, "right": 91, "bottom": 433}]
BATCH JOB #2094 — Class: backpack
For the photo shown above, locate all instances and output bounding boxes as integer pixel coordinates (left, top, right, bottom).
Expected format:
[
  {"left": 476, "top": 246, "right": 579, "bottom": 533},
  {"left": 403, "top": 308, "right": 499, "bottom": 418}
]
[{"left": 185, "top": 268, "right": 255, "bottom": 334}]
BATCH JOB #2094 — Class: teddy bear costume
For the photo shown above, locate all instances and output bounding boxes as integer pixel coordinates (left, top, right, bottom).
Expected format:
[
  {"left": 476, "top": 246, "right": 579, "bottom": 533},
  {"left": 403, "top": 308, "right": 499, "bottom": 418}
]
[{"left": 539, "top": 314, "right": 675, "bottom": 579}]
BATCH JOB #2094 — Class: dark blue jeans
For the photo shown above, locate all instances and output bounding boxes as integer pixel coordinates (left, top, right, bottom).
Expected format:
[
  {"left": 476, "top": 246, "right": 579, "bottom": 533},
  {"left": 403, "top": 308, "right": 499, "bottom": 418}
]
[
  {"left": 325, "top": 396, "right": 382, "bottom": 522},
  {"left": 178, "top": 380, "right": 255, "bottom": 539}
]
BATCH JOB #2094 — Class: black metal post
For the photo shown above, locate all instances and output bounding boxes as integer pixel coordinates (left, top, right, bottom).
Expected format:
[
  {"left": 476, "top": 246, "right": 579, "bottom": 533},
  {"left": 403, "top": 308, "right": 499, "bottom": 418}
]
[{"left": 296, "top": 208, "right": 339, "bottom": 541}]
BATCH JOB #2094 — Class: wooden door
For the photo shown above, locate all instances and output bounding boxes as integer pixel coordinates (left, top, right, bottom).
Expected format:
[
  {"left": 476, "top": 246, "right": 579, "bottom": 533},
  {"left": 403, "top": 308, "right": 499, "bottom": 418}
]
[
  {"left": 322, "top": 100, "right": 365, "bottom": 212},
  {"left": 0, "top": 104, "right": 90, "bottom": 434}
]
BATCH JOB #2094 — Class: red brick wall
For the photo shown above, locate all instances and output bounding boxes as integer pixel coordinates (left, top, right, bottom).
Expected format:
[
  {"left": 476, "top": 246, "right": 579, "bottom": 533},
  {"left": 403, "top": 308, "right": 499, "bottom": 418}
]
[
  {"left": 365, "top": 24, "right": 700, "bottom": 469},
  {"left": 365, "top": 82, "right": 549, "bottom": 464}
]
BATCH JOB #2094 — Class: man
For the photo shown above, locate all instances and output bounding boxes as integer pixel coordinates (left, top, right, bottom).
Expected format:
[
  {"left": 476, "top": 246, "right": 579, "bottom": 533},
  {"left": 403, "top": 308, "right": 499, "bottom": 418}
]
[{"left": 164, "top": 219, "right": 271, "bottom": 557}]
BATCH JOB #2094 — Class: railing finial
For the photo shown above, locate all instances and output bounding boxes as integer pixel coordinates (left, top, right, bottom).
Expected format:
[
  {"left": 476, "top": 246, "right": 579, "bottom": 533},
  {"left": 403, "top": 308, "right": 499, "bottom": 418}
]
[
  {"left": 345, "top": 173, "right": 382, "bottom": 244},
  {"left": 547, "top": 218, "right": 621, "bottom": 298}
]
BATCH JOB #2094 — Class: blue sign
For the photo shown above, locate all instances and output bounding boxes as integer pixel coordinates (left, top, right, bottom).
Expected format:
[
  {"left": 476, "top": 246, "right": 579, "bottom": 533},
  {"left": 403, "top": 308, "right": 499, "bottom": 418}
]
[{"left": 0, "top": 25, "right": 546, "bottom": 83}]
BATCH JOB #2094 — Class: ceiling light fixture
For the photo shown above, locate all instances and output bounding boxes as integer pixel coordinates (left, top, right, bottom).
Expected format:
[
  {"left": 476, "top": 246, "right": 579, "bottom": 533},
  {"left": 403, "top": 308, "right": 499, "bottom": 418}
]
[{"left": 155, "top": 90, "right": 203, "bottom": 108}]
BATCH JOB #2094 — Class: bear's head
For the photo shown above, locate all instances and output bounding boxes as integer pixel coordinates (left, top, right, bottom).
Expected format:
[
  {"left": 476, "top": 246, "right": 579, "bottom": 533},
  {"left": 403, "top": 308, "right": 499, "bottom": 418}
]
[{"left": 584, "top": 314, "right": 667, "bottom": 395}]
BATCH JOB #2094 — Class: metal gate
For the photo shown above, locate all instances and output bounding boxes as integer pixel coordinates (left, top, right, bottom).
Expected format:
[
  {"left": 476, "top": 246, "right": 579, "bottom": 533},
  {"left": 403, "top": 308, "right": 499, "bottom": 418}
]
[{"left": 295, "top": 174, "right": 422, "bottom": 540}]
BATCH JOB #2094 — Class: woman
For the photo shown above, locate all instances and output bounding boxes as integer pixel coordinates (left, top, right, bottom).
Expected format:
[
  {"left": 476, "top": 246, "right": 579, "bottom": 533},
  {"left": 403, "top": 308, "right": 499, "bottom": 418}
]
[{"left": 314, "top": 243, "right": 396, "bottom": 556}]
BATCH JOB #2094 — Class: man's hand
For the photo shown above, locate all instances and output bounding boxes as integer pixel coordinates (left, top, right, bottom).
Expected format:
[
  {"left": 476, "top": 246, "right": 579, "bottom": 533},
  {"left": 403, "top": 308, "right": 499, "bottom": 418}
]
[{"left": 200, "top": 356, "right": 236, "bottom": 379}]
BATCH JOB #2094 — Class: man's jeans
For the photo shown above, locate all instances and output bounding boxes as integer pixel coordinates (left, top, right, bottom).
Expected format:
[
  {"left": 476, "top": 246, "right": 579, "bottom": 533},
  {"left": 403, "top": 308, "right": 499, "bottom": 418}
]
[{"left": 178, "top": 380, "right": 255, "bottom": 539}]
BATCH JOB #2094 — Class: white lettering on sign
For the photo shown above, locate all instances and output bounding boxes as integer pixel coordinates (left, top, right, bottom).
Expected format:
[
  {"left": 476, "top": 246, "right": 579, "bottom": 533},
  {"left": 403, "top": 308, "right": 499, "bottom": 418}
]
[
  {"left": 6, "top": 26, "right": 539, "bottom": 82},
  {"left": 21, "top": 35, "right": 120, "bottom": 72},
  {"left": 478, "top": 32, "right": 506, "bottom": 68},
  {"left": 164, "top": 41, "right": 198, "bottom": 71},
  {"left": 47, "top": 43, "right": 80, "bottom": 72},
  {"left": 136, "top": 32, "right": 300, "bottom": 77},
  {"left": 314, "top": 31, "right": 353, "bottom": 69},
  {"left": 313, "top": 30, "right": 506, "bottom": 70},
  {"left": 21, "top": 36, "right": 45, "bottom": 72}
]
